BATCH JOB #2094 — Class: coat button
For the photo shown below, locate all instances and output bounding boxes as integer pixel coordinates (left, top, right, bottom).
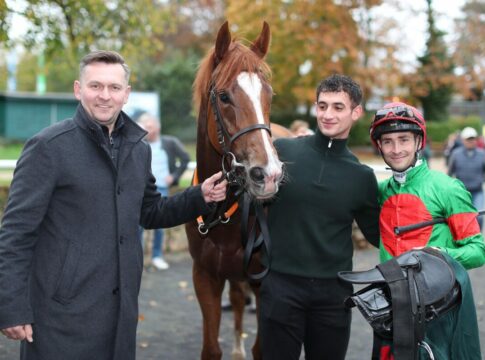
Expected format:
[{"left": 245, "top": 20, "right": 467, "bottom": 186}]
[{"left": 112, "top": 287, "right": 120, "bottom": 295}]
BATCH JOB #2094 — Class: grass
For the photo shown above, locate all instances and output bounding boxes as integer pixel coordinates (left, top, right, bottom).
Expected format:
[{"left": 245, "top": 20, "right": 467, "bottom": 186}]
[
  {"left": 0, "top": 143, "right": 23, "bottom": 186},
  {"left": 0, "top": 143, "right": 24, "bottom": 159}
]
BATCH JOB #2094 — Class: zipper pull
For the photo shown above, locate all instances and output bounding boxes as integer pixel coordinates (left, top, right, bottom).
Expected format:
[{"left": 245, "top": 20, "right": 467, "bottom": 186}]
[
  {"left": 328, "top": 138, "right": 333, "bottom": 148},
  {"left": 109, "top": 135, "right": 114, "bottom": 146}
]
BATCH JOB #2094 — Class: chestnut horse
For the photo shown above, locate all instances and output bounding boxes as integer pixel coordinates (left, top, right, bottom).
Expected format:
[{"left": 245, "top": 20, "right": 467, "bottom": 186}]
[{"left": 185, "top": 22, "right": 284, "bottom": 360}]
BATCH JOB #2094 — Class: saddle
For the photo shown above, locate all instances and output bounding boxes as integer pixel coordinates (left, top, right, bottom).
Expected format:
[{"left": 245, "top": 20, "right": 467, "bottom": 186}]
[{"left": 338, "top": 248, "right": 461, "bottom": 360}]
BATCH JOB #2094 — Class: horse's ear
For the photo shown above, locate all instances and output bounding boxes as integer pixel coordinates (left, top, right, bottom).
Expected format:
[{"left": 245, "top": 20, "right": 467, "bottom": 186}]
[
  {"left": 251, "top": 21, "right": 270, "bottom": 59},
  {"left": 214, "top": 21, "right": 231, "bottom": 65}
]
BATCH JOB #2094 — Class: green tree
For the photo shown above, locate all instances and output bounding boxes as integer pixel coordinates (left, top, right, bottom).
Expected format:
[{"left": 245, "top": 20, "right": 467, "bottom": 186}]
[
  {"left": 453, "top": 0, "right": 485, "bottom": 100},
  {"left": 129, "top": 0, "right": 226, "bottom": 140},
  {"left": 133, "top": 52, "right": 200, "bottom": 140},
  {"left": 15, "top": 53, "right": 37, "bottom": 91},
  {"left": 0, "top": 0, "right": 8, "bottom": 44},
  {"left": 4, "top": 0, "right": 178, "bottom": 92},
  {"left": 410, "top": 0, "right": 454, "bottom": 121},
  {"left": 0, "top": 62, "right": 6, "bottom": 90}
]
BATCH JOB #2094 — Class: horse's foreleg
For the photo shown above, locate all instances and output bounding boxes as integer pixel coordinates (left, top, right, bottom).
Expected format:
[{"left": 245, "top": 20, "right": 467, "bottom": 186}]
[
  {"left": 193, "top": 263, "right": 225, "bottom": 360},
  {"left": 228, "top": 280, "right": 248, "bottom": 360}
]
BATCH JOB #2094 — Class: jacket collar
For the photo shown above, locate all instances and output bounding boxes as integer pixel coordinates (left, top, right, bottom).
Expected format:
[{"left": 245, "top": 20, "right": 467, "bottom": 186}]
[
  {"left": 309, "top": 129, "right": 349, "bottom": 155},
  {"left": 389, "top": 159, "right": 428, "bottom": 187}
]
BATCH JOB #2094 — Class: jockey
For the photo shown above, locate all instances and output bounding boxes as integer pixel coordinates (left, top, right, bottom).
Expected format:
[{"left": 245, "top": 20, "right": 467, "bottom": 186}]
[{"left": 369, "top": 102, "right": 485, "bottom": 359}]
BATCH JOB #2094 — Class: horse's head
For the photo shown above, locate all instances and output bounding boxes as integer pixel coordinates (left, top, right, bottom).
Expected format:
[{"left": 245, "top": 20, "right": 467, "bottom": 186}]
[{"left": 194, "top": 21, "right": 284, "bottom": 200}]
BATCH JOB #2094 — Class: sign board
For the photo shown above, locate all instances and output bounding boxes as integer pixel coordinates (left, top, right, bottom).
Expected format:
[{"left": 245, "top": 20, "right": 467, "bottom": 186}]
[{"left": 122, "top": 92, "right": 160, "bottom": 122}]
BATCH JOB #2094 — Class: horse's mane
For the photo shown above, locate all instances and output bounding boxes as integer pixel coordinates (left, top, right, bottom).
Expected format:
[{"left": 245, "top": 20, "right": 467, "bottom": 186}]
[{"left": 193, "top": 39, "right": 272, "bottom": 117}]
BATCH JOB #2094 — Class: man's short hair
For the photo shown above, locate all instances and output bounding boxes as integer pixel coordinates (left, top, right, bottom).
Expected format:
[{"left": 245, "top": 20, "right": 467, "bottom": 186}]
[
  {"left": 79, "top": 50, "right": 131, "bottom": 82},
  {"left": 316, "top": 74, "right": 362, "bottom": 108}
]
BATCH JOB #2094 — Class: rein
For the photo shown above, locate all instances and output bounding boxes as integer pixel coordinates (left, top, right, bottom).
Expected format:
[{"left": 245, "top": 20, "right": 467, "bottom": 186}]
[
  {"left": 193, "top": 85, "right": 273, "bottom": 280},
  {"left": 193, "top": 167, "right": 241, "bottom": 235}
]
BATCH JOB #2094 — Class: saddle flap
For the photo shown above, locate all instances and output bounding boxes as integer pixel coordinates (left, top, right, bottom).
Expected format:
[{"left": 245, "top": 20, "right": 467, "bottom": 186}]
[
  {"left": 338, "top": 253, "right": 420, "bottom": 285},
  {"left": 411, "top": 250, "right": 455, "bottom": 305}
]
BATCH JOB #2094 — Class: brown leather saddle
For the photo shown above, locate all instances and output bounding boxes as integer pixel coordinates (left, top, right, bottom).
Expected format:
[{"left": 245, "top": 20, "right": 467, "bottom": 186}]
[{"left": 338, "top": 248, "right": 461, "bottom": 360}]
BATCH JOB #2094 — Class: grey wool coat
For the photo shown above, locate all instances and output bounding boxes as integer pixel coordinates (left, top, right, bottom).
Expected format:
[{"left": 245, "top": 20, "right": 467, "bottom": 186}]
[{"left": 0, "top": 105, "right": 211, "bottom": 359}]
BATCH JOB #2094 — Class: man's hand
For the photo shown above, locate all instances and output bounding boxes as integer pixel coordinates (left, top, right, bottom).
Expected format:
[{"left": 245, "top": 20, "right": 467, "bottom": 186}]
[
  {"left": 201, "top": 171, "right": 228, "bottom": 203},
  {"left": 1, "top": 324, "right": 33, "bottom": 342}
]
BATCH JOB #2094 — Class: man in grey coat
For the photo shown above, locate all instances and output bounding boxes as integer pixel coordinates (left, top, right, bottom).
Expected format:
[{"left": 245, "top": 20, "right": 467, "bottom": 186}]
[
  {"left": 448, "top": 126, "right": 485, "bottom": 229},
  {"left": 0, "top": 50, "right": 227, "bottom": 359}
]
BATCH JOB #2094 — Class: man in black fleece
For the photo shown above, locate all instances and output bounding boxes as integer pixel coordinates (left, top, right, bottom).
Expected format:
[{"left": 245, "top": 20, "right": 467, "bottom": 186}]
[{"left": 260, "top": 74, "right": 380, "bottom": 360}]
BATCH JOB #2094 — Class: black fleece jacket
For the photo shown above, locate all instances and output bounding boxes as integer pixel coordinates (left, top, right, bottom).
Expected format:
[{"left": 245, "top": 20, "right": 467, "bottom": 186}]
[{"left": 267, "top": 131, "right": 380, "bottom": 278}]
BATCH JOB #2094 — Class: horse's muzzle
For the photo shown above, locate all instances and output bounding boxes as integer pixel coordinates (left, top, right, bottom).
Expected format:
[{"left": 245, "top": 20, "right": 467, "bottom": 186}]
[{"left": 247, "top": 166, "right": 283, "bottom": 200}]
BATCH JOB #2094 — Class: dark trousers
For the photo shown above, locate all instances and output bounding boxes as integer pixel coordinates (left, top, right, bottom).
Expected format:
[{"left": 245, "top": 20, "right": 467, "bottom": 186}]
[{"left": 259, "top": 270, "right": 352, "bottom": 360}]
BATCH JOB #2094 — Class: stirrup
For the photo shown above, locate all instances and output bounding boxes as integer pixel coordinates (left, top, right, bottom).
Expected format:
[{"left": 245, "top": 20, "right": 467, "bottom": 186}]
[{"left": 419, "top": 341, "right": 434, "bottom": 360}]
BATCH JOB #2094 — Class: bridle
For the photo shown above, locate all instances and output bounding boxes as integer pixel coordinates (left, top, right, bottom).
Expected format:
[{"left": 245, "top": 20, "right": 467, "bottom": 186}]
[
  {"left": 206, "top": 83, "right": 273, "bottom": 198},
  {"left": 195, "top": 84, "right": 273, "bottom": 281},
  {"left": 209, "top": 86, "right": 271, "bottom": 159}
]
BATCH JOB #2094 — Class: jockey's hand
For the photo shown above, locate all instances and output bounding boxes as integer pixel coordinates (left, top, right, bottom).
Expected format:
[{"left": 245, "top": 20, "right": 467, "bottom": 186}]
[
  {"left": 201, "top": 171, "right": 228, "bottom": 203},
  {"left": 1, "top": 324, "right": 33, "bottom": 342}
]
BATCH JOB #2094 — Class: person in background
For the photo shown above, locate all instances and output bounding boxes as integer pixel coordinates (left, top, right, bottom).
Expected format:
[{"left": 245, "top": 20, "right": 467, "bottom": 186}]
[
  {"left": 136, "top": 113, "right": 171, "bottom": 270},
  {"left": 260, "top": 74, "right": 380, "bottom": 360},
  {"left": 369, "top": 102, "right": 485, "bottom": 359},
  {"left": 448, "top": 126, "right": 485, "bottom": 229},
  {"left": 443, "top": 130, "right": 462, "bottom": 165},
  {"left": 161, "top": 133, "right": 190, "bottom": 189},
  {"left": 289, "top": 119, "right": 314, "bottom": 137},
  {"left": 0, "top": 50, "right": 227, "bottom": 360}
]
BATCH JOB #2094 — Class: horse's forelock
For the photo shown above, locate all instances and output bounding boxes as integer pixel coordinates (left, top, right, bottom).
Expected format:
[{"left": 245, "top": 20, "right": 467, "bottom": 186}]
[
  {"left": 214, "top": 42, "right": 271, "bottom": 89},
  {"left": 193, "top": 41, "right": 271, "bottom": 119}
]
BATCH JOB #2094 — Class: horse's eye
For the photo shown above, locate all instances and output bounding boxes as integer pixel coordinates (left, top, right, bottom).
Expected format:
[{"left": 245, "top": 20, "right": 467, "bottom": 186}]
[{"left": 219, "top": 92, "right": 230, "bottom": 104}]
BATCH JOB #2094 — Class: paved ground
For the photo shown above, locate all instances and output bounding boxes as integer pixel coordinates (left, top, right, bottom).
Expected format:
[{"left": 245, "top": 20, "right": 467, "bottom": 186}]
[{"left": 1, "top": 248, "right": 484, "bottom": 359}]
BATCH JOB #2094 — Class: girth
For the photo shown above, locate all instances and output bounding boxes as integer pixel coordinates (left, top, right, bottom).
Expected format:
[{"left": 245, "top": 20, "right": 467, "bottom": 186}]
[{"left": 338, "top": 248, "right": 461, "bottom": 360}]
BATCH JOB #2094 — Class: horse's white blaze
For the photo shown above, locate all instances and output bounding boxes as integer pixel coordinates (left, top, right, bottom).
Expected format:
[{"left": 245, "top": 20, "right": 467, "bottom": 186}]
[{"left": 237, "top": 72, "right": 282, "bottom": 177}]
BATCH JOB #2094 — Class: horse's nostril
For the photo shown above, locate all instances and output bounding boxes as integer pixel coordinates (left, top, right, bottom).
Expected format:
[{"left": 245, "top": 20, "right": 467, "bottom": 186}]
[{"left": 249, "top": 167, "right": 265, "bottom": 182}]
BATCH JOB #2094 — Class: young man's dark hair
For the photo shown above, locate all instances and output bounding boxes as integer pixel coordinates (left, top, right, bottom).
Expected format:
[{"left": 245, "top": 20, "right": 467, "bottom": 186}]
[{"left": 315, "top": 74, "right": 362, "bottom": 108}]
